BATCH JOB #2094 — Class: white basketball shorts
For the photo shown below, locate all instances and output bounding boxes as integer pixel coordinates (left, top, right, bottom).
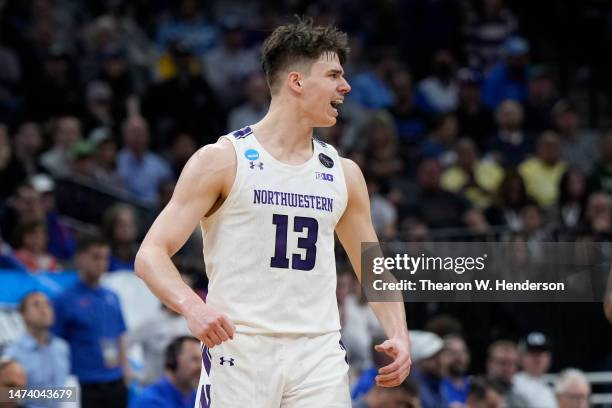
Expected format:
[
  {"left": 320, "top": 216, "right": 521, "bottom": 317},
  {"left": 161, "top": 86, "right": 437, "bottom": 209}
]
[{"left": 195, "top": 331, "right": 351, "bottom": 407}]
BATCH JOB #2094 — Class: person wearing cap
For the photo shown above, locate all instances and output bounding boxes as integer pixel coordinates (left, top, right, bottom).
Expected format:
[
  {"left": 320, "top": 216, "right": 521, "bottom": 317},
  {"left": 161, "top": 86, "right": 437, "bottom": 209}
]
[
  {"left": 513, "top": 332, "right": 557, "bottom": 408},
  {"left": 482, "top": 36, "right": 531, "bottom": 110},
  {"left": 408, "top": 331, "right": 448, "bottom": 408}
]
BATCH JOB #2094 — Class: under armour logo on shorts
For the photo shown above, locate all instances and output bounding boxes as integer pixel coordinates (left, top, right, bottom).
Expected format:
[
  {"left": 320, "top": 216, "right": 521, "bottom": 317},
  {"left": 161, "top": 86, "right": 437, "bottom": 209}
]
[{"left": 219, "top": 357, "right": 235, "bottom": 366}]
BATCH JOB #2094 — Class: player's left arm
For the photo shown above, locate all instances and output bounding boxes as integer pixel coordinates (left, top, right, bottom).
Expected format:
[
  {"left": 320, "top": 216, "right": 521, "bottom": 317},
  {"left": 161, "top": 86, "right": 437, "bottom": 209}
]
[{"left": 336, "top": 158, "right": 411, "bottom": 387}]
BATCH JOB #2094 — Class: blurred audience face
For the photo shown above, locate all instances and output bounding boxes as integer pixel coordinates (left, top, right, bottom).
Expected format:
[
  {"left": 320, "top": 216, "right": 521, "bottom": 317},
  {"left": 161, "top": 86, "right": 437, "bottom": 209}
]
[
  {"left": 520, "top": 349, "right": 551, "bottom": 377},
  {"left": 0, "top": 125, "right": 10, "bottom": 168},
  {"left": 12, "top": 185, "right": 44, "bottom": 221},
  {"left": 536, "top": 131, "right": 561, "bottom": 165},
  {"left": 113, "top": 207, "right": 137, "bottom": 245},
  {"left": 585, "top": 192, "right": 612, "bottom": 232},
  {"left": 95, "top": 139, "right": 118, "bottom": 169},
  {"left": 171, "top": 339, "right": 202, "bottom": 392},
  {"left": 600, "top": 132, "right": 612, "bottom": 163},
  {"left": 14, "top": 122, "right": 43, "bottom": 158},
  {"left": 467, "top": 388, "right": 504, "bottom": 408},
  {"left": 487, "top": 343, "right": 519, "bottom": 385},
  {"left": 529, "top": 75, "right": 555, "bottom": 104},
  {"left": 443, "top": 336, "right": 471, "bottom": 378},
  {"left": 520, "top": 205, "right": 543, "bottom": 234},
  {"left": 392, "top": 71, "right": 413, "bottom": 104},
  {"left": 456, "top": 139, "right": 478, "bottom": 170},
  {"left": 555, "top": 110, "right": 579, "bottom": 135},
  {"left": 21, "top": 292, "right": 54, "bottom": 330},
  {"left": 123, "top": 116, "right": 150, "bottom": 155},
  {"left": 565, "top": 170, "right": 586, "bottom": 201},
  {"left": 245, "top": 74, "right": 270, "bottom": 107},
  {"left": 556, "top": 377, "right": 591, "bottom": 408},
  {"left": 496, "top": 100, "right": 524, "bottom": 130},
  {"left": 365, "top": 386, "right": 420, "bottom": 408},
  {"left": 54, "top": 116, "right": 81, "bottom": 149},
  {"left": 21, "top": 223, "right": 48, "bottom": 253},
  {"left": 76, "top": 244, "right": 110, "bottom": 284},
  {"left": 171, "top": 133, "right": 197, "bottom": 164},
  {"left": 417, "top": 159, "right": 442, "bottom": 191}
]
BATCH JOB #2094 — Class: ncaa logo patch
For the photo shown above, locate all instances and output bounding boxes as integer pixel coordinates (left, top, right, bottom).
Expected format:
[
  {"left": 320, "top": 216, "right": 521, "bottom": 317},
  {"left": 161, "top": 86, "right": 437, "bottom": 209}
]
[
  {"left": 244, "top": 149, "right": 259, "bottom": 161},
  {"left": 319, "top": 153, "right": 334, "bottom": 168}
]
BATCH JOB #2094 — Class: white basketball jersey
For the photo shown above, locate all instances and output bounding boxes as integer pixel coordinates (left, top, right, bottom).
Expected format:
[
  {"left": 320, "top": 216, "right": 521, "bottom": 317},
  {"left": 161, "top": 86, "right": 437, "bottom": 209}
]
[{"left": 200, "top": 126, "right": 348, "bottom": 334}]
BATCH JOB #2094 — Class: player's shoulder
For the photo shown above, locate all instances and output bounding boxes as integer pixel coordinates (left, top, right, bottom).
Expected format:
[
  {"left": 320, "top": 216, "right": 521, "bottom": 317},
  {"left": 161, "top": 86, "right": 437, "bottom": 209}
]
[{"left": 185, "top": 137, "right": 236, "bottom": 177}]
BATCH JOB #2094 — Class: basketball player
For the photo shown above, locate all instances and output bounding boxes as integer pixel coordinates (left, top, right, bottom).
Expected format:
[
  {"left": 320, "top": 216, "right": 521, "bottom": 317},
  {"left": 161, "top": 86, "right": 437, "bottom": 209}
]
[{"left": 135, "top": 19, "right": 411, "bottom": 407}]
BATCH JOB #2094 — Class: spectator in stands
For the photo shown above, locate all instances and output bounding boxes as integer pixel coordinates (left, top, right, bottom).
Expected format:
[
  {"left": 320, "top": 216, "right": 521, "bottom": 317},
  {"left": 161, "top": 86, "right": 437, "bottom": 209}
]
[
  {"left": 0, "top": 44, "right": 21, "bottom": 122},
  {"left": 0, "top": 183, "right": 45, "bottom": 249},
  {"left": 353, "top": 379, "right": 421, "bottom": 408},
  {"left": 142, "top": 42, "right": 225, "bottom": 147},
  {"left": 464, "top": 0, "right": 518, "bottom": 70},
  {"left": 228, "top": 72, "right": 270, "bottom": 131},
  {"left": 102, "top": 204, "right": 138, "bottom": 272},
  {"left": 4, "top": 292, "right": 70, "bottom": 393},
  {"left": 22, "top": 46, "right": 82, "bottom": 122},
  {"left": 441, "top": 138, "right": 504, "bottom": 209},
  {"left": 167, "top": 131, "right": 198, "bottom": 179},
  {"left": 486, "top": 340, "right": 529, "bottom": 407},
  {"left": 117, "top": 115, "right": 173, "bottom": 203},
  {"left": 414, "top": 50, "right": 459, "bottom": 115},
  {"left": 156, "top": 0, "right": 219, "bottom": 58},
  {"left": 30, "top": 174, "right": 76, "bottom": 261},
  {"left": 130, "top": 336, "right": 200, "bottom": 408},
  {"left": 590, "top": 131, "right": 612, "bottom": 194},
  {"left": 524, "top": 66, "right": 557, "bottom": 133},
  {"left": 553, "top": 100, "right": 599, "bottom": 174},
  {"left": 96, "top": 46, "right": 138, "bottom": 120},
  {"left": 519, "top": 201, "right": 550, "bottom": 245},
  {"left": 203, "top": 18, "right": 260, "bottom": 109},
  {"left": 40, "top": 116, "right": 82, "bottom": 177},
  {"left": 513, "top": 332, "right": 557, "bottom": 408},
  {"left": 582, "top": 191, "right": 612, "bottom": 235},
  {"left": 348, "top": 48, "right": 398, "bottom": 110},
  {"left": 409, "top": 331, "right": 447, "bottom": 408},
  {"left": 89, "top": 127, "right": 123, "bottom": 188},
  {"left": 0, "top": 124, "right": 27, "bottom": 200},
  {"left": 363, "top": 111, "right": 405, "bottom": 179},
  {"left": 13, "top": 221, "right": 60, "bottom": 272},
  {"left": 403, "top": 158, "right": 489, "bottom": 231},
  {"left": 485, "top": 99, "right": 533, "bottom": 167},
  {"left": 485, "top": 170, "right": 529, "bottom": 230},
  {"left": 482, "top": 36, "right": 531, "bottom": 110},
  {"left": 0, "top": 357, "right": 27, "bottom": 408},
  {"left": 12, "top": 122, "right": 44, "bottom": 177},
  {"left": 420, "top": 114, "right": 459, "bottom": 167},
  {"left": 351, "top": 335, "right": 394, "bottom": 400},
  {"left": 440, "top": 334, "right": 470, "bottom": 405},
  {"left": 52, "top": 236, "right": 130, "bottom": 408},
  {"left": 387, "top": 70, "right": 428, "bottom": 148},
  {"left": 366, "top": 174, "right": 398, "bottom": 240},
  {"left": 69, "top": 140, "right": 98, "bottom": 181},
  {"left": 519, "top": 131, "right": 567, "bottom": 208},
  {"left": 127, "top": 304, "right": 191, "bottom": 385},
  {"left": 455, "top": 68, "right": 494, "bottom": 150},
  {"left": 466, "top": 377, "right": 504, "bottom": 408},
  {"left": 556, "top": 168, "right": 589, "bottom": 231},
  {"left": 82, "top": 81, "right": 115, "bottom": 135},
  {"left": 554, "top": 368, "right": 591, "bottom": 408}
]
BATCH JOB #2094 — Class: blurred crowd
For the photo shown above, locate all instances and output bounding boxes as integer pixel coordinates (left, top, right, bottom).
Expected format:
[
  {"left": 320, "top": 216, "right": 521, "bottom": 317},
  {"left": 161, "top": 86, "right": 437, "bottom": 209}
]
[{"left": 1, "top": 0, "right": 612, "bottom": 407}]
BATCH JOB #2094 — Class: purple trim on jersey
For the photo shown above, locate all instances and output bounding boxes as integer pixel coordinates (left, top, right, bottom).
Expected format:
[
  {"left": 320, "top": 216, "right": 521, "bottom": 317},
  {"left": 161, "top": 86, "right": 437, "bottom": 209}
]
[
  {"left": 313, "top": 137, "right": 327, "bottom": 147},
  {"left": 200, "top": 346, "right": 212, "bottom": 407},
  {"left": 339, "top": 340, "right": 349, "bottom": 365},
  {"left": 232, "top": 126, "right": 253, "bottom": 139}
]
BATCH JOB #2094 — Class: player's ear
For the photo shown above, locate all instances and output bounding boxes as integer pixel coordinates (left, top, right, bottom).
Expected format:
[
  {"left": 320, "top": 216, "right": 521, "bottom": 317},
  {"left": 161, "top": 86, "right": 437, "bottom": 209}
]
[{"left": 288, "top": 72, "right": 303, "bottom": 94}]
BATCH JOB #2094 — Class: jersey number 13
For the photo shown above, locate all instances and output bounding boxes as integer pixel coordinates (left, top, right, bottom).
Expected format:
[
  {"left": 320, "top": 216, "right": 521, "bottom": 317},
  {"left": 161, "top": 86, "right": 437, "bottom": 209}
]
[{"left": 270, "top": 214, "right": 318, "bottom": 271}]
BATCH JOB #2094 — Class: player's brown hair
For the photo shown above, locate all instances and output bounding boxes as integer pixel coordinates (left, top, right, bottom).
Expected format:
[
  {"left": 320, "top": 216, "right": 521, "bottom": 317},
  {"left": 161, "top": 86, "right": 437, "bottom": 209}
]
[{"left": 261, "top": 17, "right": 349, "bottom": 94}]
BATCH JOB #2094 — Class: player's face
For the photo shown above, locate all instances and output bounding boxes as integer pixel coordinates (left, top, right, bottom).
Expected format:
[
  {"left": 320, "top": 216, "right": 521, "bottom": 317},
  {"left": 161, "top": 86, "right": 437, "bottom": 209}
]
[{"left": 300, "top": 52, "right": 350, "bottom": 127}]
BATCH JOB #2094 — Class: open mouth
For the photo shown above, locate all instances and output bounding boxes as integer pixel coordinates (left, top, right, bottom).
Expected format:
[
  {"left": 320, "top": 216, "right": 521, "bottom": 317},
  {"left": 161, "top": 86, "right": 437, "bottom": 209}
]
[{"left": 330, "top": 100, "right": 343, "bottom": 109}]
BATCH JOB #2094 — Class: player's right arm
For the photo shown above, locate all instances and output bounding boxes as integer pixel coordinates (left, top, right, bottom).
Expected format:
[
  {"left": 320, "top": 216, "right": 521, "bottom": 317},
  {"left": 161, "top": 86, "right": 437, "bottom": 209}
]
[{"left": 135, "top": 138, "right": 236, "bottom": 348}]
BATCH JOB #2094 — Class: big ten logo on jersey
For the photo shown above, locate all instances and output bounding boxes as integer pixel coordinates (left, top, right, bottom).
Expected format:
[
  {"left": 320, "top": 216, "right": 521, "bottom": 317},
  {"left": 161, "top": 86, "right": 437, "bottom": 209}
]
[{"left": 315, "top": 172, "right": 333, "bottom": 182}]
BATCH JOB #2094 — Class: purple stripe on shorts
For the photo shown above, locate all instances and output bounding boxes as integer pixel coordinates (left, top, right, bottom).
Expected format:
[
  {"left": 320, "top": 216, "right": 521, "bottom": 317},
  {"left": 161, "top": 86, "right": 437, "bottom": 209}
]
[{"left": 200, "top": 347, "right": 212, "bottom": 407}]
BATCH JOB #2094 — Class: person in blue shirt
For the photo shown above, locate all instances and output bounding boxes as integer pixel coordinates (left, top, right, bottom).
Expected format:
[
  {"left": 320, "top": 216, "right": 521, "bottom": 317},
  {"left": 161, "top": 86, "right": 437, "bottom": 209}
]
[
  {"left": 52, "top": 235, "right": 129, "bottom": 408},
  {"left": 130, "top": 336, "right": 199, "bottom": 408},
  {"left": 4, "top": 291, "right": 70, "bottom": 408},
  {"left": 441, "top": 335, "right": 471, "bottom": 405}
]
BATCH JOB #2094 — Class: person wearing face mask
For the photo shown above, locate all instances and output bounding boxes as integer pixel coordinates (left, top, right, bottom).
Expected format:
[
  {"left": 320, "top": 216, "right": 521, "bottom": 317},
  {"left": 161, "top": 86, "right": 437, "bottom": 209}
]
[{"left": 414, "top": 50, "right": 459, "bottom": 115}]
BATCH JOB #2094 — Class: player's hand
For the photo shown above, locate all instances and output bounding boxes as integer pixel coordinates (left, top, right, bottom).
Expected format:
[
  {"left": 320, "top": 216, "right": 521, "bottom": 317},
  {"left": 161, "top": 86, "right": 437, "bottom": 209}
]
[
  {"left": 374, "top": 336, "right": 411, "bottom": 387},
  {"left": 184, "top": 302, "right": 236, "bottom": 348}
]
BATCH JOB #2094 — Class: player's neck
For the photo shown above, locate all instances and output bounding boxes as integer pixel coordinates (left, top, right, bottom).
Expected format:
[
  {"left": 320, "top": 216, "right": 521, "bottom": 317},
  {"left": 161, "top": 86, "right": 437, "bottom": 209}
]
[{"left": 251, "top": 97, "right": 314, "bottom": 159}]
